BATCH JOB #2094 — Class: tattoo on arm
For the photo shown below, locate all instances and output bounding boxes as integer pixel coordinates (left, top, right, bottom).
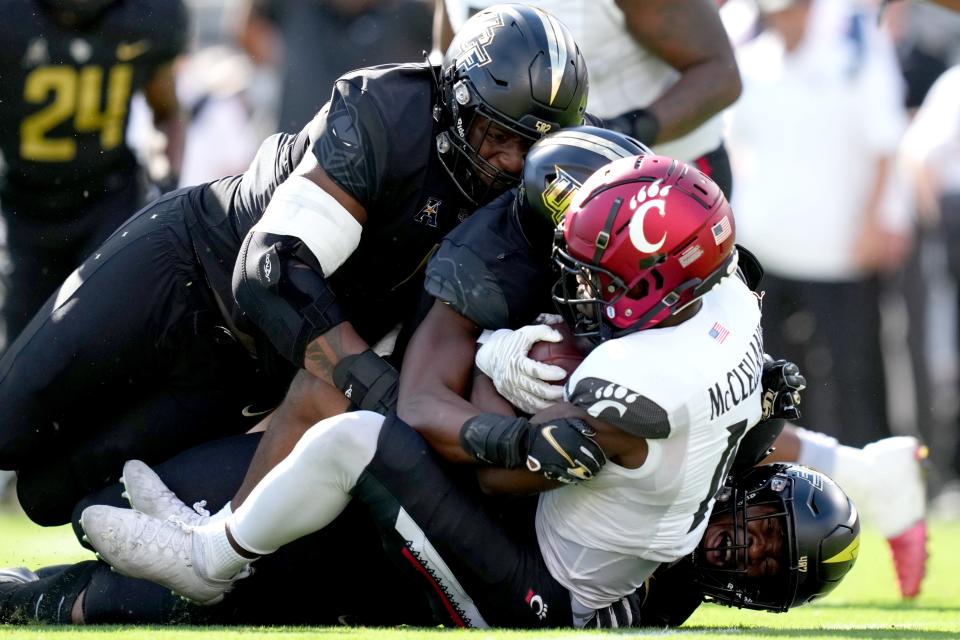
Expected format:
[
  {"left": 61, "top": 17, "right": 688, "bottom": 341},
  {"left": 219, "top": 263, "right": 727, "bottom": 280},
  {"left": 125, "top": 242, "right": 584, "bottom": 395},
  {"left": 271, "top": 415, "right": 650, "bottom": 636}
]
[{"left": 303, "top": 327, "right": 346, "bottom": 382}]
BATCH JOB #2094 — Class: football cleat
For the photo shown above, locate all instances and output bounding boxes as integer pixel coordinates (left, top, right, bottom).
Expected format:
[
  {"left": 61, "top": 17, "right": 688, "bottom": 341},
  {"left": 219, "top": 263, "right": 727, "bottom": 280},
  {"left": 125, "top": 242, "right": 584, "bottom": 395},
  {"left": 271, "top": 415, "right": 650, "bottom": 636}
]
[
  {"left": 79, "top": 505, "right": 246, "bottom": 605},
  {"left": 887, "top": 520, "right": 927, "bottom": 599},
  {"left": 0, "top": 567, "right": 39, "bottom": 584},
  {"left": 832, "top": 436, "right": 928, "bottom": 598},
  {"left": 121, "top": 460, "right": 210, "bottom": 526}
]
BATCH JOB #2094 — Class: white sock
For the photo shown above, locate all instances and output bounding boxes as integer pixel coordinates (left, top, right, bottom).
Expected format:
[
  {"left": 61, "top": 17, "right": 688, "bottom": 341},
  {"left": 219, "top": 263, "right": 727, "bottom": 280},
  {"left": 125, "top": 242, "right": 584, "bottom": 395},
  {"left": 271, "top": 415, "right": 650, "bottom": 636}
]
[
  {"left": 208, "top": 502, "right": 232, "bottom": 524},
  {"left": 794, "top": 427, "right": 841, "bottom": 476},
  {"left": 194, "top": 522, "right": 251, "bottom": 581},
  {"left": 229, "top": 411, "right": 383, "bottom": 555}
]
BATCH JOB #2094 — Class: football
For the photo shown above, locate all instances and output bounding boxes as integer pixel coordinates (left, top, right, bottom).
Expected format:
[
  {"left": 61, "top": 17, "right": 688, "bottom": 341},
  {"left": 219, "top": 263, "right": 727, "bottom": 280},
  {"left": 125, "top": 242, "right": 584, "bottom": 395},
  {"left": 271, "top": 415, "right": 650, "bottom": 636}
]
[{"left": 527, "top": 323, "right": 586, "bottom": 382}]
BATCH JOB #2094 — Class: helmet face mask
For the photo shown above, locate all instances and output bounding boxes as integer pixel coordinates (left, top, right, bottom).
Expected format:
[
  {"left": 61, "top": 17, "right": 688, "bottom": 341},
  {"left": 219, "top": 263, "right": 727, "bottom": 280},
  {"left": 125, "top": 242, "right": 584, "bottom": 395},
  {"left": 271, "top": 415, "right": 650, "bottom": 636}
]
[
  {"left": 692, "top": 463, "right": 861, "bottom": 613},
  {"left": 437, "top": 108, "right": 535, "bottom": 207},
  {"left": 438, "top": 3, "right": 589, "bottom": 206},
  {"left": 552, "top": 155, "right": 738, "bottom": 341}
]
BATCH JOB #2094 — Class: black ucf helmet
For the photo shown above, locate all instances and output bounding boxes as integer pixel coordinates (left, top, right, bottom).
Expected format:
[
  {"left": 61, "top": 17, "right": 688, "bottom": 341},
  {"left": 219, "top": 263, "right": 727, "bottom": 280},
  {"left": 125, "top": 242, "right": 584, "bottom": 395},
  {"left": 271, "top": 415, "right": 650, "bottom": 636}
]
[
  {"left": 514, "top": 125, "right": 649, "bottom": 254},
  {"left": 693, "top": 463, "right": 860, "bottom": 612},
  {"left": 438, "top": 3, "right": 589, "bottom": 206}
]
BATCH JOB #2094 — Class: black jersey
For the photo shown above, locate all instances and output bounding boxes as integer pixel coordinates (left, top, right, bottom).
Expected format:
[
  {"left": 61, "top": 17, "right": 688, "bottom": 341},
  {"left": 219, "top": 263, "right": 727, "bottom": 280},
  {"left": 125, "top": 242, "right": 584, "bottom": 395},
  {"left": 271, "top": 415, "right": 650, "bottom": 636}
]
[
  {"left": 185, "top": 127, "right": 313, "bottom": 320},
  {"left": 424, "top": 190, "right": 555, "bottom": 330},
  {"left": 0, "top": 0, "right": 187, "bottom": 214},
  {"left": 305, "top": 63, "right": 476, "bottom": 343},
  {"left": 634, "top": 558, "right": 704, "bottom": 627}
]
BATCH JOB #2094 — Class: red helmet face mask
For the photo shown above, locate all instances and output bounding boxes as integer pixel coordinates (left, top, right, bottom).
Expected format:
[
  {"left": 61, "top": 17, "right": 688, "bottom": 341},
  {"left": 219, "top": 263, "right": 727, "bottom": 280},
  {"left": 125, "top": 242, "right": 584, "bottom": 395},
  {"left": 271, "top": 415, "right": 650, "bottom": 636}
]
[{"left": 552, "top": 155, "right": 739, "bottom": 340}]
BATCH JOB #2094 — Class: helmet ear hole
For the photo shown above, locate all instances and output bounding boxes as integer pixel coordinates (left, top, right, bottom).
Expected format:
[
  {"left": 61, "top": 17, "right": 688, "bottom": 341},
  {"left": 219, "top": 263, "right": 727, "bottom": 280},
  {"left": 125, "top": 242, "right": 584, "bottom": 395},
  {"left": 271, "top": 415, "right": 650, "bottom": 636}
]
[
  {"left": 626, "top": 279, "right": 649, "bottom": 300},
  {"left": 651, "top": 268, "right": 665, "bottom": 290}
]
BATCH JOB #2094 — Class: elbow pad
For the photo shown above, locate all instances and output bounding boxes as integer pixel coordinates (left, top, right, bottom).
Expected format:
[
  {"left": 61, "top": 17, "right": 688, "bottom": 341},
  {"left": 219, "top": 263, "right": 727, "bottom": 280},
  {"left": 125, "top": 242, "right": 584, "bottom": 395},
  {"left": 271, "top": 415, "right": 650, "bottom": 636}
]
[{"left": 234, "top": 229, "right": 346, "bottom": 366}]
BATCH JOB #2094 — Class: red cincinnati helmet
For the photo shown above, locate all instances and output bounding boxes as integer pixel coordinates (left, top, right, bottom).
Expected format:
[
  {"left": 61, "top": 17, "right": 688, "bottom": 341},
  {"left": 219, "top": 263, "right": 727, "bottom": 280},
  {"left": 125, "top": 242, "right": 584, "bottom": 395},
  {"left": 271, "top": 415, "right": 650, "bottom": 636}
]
[{"left": 552, "top": 154, "right": 739, "bottom": 340}]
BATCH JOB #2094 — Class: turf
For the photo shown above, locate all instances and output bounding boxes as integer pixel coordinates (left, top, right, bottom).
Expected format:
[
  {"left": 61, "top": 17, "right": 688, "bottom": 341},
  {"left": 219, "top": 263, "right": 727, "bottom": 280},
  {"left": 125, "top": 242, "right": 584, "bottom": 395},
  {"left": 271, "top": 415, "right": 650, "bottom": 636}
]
[{"left": 0, "top": 512, "right": 957, "bottom": 638}]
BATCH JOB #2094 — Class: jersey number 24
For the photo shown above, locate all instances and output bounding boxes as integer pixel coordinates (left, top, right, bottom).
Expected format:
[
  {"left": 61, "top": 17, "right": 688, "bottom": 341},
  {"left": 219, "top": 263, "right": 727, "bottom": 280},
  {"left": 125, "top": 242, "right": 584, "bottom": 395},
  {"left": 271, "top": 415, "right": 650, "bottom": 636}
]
[{"left": 20, "top": 63, "right": 133, "bottom": 163}]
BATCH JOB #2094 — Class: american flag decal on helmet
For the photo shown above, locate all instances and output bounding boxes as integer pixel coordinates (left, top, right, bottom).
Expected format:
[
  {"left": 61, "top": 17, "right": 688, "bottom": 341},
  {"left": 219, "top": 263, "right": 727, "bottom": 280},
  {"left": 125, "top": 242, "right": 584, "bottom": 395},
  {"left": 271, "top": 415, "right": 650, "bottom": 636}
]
[{"left": 711, "top": 215, "right": 732, "bottom": 245}]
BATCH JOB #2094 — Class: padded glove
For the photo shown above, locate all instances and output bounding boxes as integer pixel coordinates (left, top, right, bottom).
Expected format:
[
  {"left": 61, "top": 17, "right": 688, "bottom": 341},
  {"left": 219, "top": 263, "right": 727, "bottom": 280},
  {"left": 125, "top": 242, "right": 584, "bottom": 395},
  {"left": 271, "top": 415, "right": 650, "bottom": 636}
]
[
  {"left": 761, "top": 355, "right": 806, "bottom": 421},
  {"left": 460, "top": 413, "right": 605, "bottom": 483}
]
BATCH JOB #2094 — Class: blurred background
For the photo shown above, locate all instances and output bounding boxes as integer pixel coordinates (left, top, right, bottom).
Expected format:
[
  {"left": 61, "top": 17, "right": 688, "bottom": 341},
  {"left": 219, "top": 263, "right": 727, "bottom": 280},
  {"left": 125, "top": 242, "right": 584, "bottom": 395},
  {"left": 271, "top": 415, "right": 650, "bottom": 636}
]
[{"left": 1, "top": 0, "right": 959, "bottom": 521}]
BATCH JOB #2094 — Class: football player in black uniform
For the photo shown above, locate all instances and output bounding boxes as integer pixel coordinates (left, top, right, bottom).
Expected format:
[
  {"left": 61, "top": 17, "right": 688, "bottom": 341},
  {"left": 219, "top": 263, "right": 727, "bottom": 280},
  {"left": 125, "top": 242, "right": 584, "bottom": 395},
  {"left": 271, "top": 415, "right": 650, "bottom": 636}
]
[
  {"left": 76, "top": 150, "right": 858, "bottom": 626},
  {"left": 0, "top": 462, "right": 860, "bottom": 627},
  {"left": 0, "top": 3, "right": 590, "bottom": 526},
  {"left": 0, "top": 0, "right": 188, "bottom": 345},
  {"left": 0, "top": 133, "right": 852, "bottom": 628}
]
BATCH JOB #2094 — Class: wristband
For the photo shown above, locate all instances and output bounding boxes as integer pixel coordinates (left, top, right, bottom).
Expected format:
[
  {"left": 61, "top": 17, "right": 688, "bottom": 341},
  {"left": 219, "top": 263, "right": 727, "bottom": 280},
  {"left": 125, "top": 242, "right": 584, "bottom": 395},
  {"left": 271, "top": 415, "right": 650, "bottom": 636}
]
[
  {"left": 459, "top": 413, "right": 530, "bottom": 468},
  {"left": 332, "top": 350, "right": 399, "bottom": 415}
]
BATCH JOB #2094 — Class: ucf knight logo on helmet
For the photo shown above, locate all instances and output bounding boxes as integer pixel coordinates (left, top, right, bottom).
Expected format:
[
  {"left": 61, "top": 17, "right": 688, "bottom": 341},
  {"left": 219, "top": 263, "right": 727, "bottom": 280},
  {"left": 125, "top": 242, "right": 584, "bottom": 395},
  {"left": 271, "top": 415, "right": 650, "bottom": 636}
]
[
  {"left": 541, "top": 166, "right": 581, "bottom": 225},
  {"left": 455, "top": 11, "right": 505, "bottom": 71}
]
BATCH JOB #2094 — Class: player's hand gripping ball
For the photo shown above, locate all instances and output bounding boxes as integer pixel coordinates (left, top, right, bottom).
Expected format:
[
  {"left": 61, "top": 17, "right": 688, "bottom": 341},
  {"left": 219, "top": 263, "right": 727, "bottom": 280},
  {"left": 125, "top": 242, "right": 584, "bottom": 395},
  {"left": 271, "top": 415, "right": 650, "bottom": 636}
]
[{"left": 527, "top": 323, "right": 586, "bottom": 383}]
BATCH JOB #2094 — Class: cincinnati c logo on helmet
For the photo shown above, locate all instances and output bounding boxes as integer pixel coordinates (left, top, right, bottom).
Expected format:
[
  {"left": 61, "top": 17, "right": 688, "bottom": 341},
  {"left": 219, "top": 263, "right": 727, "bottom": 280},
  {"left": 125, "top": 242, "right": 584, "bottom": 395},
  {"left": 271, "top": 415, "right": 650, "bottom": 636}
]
[
  {"left": 628, "top": 180, "right": 672, "bottom": 253},
  {"left": 456, "top": 12, "right": 505, "bottom": 72}
]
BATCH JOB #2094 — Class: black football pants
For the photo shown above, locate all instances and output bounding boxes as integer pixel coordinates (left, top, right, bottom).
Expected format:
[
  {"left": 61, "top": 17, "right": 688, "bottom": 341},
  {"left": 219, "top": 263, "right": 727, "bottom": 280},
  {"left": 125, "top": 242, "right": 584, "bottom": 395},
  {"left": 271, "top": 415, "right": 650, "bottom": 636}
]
[{"left": 0, "top": 193, "right": 288, "bottom": 525}]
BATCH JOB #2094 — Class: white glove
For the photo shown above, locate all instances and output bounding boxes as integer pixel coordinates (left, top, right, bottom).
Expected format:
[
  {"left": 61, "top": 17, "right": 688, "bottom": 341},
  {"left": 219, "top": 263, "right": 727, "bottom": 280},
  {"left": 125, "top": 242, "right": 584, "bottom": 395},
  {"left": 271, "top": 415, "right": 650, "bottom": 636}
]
[
  {"left": 533, "top": 312, "right": 564, "bottom": 326},
  {"left": 475, "top": 325, "right": 568, "bottom": 414}
]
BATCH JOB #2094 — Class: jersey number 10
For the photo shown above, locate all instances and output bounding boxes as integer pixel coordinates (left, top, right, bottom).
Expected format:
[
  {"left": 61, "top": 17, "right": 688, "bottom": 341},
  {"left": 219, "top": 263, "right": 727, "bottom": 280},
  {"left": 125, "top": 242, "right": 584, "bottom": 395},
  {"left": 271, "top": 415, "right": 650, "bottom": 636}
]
[{"left": 20, "top": 63, "right": 133, "bottom": 163}]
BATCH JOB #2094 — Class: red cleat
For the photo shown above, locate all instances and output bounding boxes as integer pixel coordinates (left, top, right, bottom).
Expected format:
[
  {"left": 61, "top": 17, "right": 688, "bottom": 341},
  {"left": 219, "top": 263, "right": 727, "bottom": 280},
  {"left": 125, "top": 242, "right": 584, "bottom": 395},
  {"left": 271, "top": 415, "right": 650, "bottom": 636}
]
[{"left": 887, "top": 520, "right": 928, "bottom": 599}]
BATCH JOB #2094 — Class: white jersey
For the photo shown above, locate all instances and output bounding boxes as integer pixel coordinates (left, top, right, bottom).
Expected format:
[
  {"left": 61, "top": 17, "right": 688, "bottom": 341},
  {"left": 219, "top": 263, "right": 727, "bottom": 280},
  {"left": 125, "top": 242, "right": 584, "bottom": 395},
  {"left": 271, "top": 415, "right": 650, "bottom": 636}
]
[
  {"left": 443, "top": 0, "right": 724, "bottom": 161},
  {"left": 535, "top": 276, "right": 764, "bottom": 609}
]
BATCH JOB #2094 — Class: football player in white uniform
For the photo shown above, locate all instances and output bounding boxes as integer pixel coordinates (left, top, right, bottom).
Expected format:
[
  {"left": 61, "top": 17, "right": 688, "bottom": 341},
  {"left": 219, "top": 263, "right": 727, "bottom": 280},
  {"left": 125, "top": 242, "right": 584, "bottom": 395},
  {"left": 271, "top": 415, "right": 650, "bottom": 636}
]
[{"left": 439, "top": 0, "right": 927, "bottom": 598}]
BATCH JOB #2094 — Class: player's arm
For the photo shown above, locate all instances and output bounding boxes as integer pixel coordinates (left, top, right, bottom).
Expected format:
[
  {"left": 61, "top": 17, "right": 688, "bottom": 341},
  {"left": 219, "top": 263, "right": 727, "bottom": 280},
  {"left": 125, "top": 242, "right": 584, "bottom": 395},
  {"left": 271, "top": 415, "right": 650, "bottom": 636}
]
[
  {"left": 607, "top": 0, "right": 741, "bottom": 145},
  {"left": 230, "top": 93, "right": 392, "bottom": 507},
  {"left": 142, "top": 63, "right": 186, "bottom": 180},
  {"left": 233, "top": 83, "right": 398, "bottom": 411},
  {"left": 398, "top": 299, "right": 498, "bottom": 463},
  {"left": 400, "top": 300, "right": 606, "bottom": 485},
  {"left": 474, "top": 400, "right": 648, "bottom": 494}
]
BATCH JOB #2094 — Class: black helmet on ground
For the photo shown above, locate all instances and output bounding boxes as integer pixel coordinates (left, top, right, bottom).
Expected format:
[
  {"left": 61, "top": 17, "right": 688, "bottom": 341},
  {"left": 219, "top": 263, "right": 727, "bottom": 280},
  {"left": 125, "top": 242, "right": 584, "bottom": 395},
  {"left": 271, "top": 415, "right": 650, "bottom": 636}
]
[{"left": 693, "top": 463, "right": 861, "bottom": 612}]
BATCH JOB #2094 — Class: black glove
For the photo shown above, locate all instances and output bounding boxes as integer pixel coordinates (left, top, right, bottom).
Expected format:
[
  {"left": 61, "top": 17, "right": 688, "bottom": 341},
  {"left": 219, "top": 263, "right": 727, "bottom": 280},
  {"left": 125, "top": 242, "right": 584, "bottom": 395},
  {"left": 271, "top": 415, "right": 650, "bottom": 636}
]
[
  {"left": 460, "top": 413, "right": 606, "bottom": 483},
  {"left": 761, "top": 355, "right": 806, "bottom": 421},
  {"left": 584, "top": 592, "right": 642, "bottom": 628},
  {"left": 332, "top": 350, "right": 399, "bottom": 415},
  {"left": 603, "top": 107, "right": 660, "bottom": 146}
]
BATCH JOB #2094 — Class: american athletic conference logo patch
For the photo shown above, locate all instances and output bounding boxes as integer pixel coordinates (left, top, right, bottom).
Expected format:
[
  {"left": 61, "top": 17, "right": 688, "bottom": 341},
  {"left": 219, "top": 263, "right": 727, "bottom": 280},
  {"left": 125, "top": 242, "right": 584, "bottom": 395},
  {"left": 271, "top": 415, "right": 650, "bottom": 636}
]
[{"left": 414, "top": 197, "right": 442, "bottom": 228}]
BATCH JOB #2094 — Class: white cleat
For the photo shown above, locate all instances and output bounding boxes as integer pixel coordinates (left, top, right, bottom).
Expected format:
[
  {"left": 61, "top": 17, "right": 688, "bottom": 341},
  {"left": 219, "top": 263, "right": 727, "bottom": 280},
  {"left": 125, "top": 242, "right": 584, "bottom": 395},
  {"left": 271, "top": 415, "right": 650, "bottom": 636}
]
[
  {"left": 121, "top": 460, "right": 210, "bottom": 526},
  {"left": 80, "top": 505, "right": 244, "bottom": 606}
]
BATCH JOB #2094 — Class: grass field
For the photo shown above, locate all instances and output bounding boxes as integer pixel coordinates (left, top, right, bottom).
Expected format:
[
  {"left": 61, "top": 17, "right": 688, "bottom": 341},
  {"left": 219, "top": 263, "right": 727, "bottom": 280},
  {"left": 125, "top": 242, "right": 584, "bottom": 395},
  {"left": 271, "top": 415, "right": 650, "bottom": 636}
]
[{"left": 0, "top": 512, "right": 957, "bottom": 639}]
